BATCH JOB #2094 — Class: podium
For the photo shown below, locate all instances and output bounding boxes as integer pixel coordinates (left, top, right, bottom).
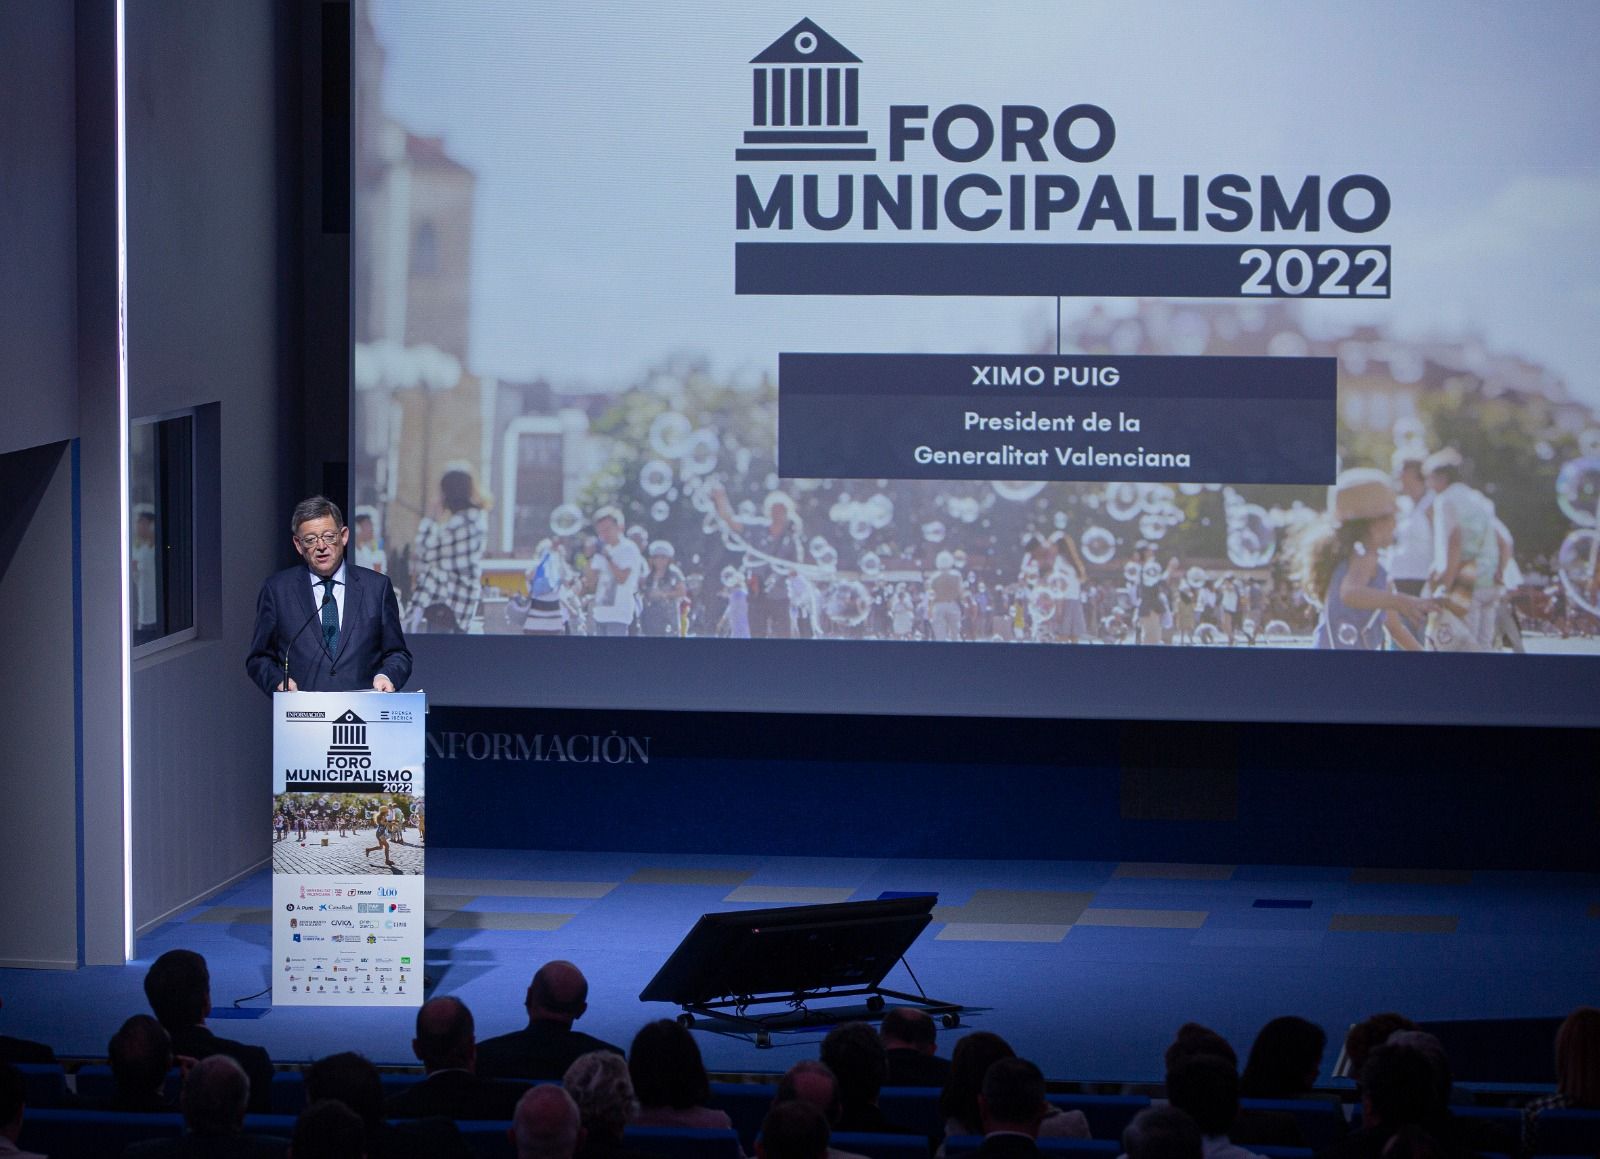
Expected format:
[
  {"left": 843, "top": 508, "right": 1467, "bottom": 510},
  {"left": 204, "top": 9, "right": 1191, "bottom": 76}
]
[{"left": 270, "top": 691, "right": 426, "bottom": 1007}]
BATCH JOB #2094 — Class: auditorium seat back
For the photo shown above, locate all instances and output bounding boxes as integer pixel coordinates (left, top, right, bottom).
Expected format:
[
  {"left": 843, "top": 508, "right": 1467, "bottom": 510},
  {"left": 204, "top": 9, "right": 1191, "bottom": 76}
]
[
  {"left": 1048, "top": 1093, "right": 1152, "bottom": 1139},
  {"left": 18, "top": 1110, "right": 182, "bottom": 1158},
  {"left": 708, "top": 1079, "right": 779, "bottom": 1148},
  {"left": 831, "top": 1129, "right": 937, "bottom": 1158},
  {"left": 1529, "top": 1108, "right": 1600, "bottom": 1155},
  {"left": 1240, "top": 1097, "right": 1351, "bottom": 1150},
  {"left": 13, "top": 1062, "right": 68, "bottom": 1109},
  {"left": 946, "top": 1136, "right": 1120, "bottom": 1156}
]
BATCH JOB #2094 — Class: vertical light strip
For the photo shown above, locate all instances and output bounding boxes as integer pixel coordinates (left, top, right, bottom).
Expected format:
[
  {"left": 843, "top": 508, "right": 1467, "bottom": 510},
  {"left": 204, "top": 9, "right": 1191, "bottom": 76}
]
[{"left": 115, "top": 0, "right": 134, "bottom": 961}]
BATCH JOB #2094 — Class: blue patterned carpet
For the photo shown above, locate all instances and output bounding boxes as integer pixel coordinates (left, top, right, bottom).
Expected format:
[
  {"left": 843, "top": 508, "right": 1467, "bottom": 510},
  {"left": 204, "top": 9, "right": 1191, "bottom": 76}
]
[{"left": 3, "top": 849, "right": 1596, "bottom": 1082}]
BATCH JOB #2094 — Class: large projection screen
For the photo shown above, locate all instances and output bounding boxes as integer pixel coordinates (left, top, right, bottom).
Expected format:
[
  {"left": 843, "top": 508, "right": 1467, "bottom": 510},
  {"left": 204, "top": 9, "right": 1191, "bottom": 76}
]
[{"left": 350, "top": 2, "right": 1600, "bottom": 725}]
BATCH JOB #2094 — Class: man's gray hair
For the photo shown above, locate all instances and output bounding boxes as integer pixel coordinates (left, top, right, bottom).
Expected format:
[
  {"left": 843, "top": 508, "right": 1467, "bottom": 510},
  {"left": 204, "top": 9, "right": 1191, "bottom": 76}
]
[
  {"left": 291, "top": 495, "right": 345, "bottom": 534},
  {"left": 563, "top": 1050, "right": 638, "bottom": 1141},
  {"left": 514, "top": 1084, "right": 582, "bottom": 1159},
  {"left": 181, "top": 1054, "right": 250, "bottom": 1136}
]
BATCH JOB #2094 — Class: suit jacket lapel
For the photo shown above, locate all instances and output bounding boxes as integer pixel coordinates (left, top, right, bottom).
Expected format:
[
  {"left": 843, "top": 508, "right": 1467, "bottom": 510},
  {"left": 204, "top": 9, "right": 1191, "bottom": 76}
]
[{"left": 332, "top": 566, "right": 361, "bottom": 661}]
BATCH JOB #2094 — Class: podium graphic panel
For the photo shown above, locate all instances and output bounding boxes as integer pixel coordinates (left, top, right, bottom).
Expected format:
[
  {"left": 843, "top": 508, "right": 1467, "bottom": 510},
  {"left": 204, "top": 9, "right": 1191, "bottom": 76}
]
[{"left": 271, "top": 691, "right": 425, "bottom": 1007}]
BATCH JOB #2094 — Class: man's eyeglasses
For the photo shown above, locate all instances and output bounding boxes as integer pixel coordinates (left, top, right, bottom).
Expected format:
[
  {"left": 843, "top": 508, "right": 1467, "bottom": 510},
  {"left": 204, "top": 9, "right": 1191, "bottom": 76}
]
[{"left": 297, "top": 531, "right": 342, "bottom": 548}]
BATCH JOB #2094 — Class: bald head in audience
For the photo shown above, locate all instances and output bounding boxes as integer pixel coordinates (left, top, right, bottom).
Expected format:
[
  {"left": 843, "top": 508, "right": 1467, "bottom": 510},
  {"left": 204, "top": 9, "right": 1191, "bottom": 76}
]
[
  {"left": 528, "top": 960, "right": 589, "bottom": 1024},
  {"left": 412, "top": 995, "right": 476, "bottom": 1073},
  {"left": 513, "top": 1084, "right": 583, "bottom": 1159}
]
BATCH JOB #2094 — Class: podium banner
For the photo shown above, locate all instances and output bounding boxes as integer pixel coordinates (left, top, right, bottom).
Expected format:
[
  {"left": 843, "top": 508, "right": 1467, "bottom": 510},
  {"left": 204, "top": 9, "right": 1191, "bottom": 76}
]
[{"left": 271, "top": 691, "right": 425, "bottom": 1007}]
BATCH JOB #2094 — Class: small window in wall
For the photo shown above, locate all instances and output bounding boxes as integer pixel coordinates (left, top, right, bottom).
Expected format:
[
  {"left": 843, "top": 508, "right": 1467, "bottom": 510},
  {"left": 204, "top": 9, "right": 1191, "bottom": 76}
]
[{"left": 130, "top": 413, "right": 195, "bottom": 652}]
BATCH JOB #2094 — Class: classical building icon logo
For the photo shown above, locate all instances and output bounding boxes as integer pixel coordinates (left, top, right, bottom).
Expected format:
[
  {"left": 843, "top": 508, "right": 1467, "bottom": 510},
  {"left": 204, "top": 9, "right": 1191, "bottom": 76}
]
[
  {"left": 739, "top": 19, "right": 875, "bottom": 162},
  {"left": 328, "top": 709, "right": 373, "bottom": 766}
]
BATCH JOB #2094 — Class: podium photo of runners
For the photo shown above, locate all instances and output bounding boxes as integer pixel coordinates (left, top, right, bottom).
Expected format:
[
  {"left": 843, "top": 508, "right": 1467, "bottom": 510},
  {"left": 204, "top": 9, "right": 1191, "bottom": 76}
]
[{"left": 271, "top": 791, "right": 424, "bottom": 876}]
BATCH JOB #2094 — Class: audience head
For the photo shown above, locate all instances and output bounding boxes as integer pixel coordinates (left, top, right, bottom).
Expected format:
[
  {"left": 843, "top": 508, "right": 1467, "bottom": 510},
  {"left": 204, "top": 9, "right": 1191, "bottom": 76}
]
[
  {"left": 881, "top": 1007, "right": 938, "bottom": 1055},
  {"left": 1555, "top": 1006, "right": 1600, "bottom": 1104},
  {"left": 291, "top": 1099, "right": 366, "bottom": 1159},
  {"left": 412, "top": 996, "right": 476, "bottom": 1073},
  {"left": 513, "top": 1083, "right": 582, "bottom": 1159},
  {"left": 883, "top": 1011, "right": 940, "bottom": 1056},
  {"left": 305, "top": 1051, "right": 385, "bottom": 1132},
  {"left": 1386, "top": 1031, "right": 1451, "bottom": 1108},
  {"left": 182, "top": 1054, "right": 250, "bottom": 1137},
  {"left": 941, "top": 1031, "right": 1016, "bottom": 1131},
  {"left": 563, "top": 1050, "right": 638, "bottom": 1145},
  {"left": 979, "top": 1056, "right": 1047, "bottom": 1137},
  {"left": 1241, "top": 1015, "right": 1326, "bottom": 1098},
  {"left": 144, "top": 949, "right": 211, "bottom": 1032},
  {"left": 109, "top": 1014, "right": 173, "bottom": 1101},
  {"left": 757, "top": 1100, "right": 830, "bottom": 1159},
  {"left": 629, "top": 1019, "right": 710, "bottom": 1111},
  {"left": 1344, "top": 1014, "right": 1417, "bottom": 1082},
  {"left": 821, "top": 1021, "right": 890, "bottom": 1109},
  {"left": 1124, "top": 1105, "right": 1204, "bottom": 1159},
  {"left": 527, "top": 960, "right": 589, "bottom": 1024},
  {"left": 1359, "top": 1044, "right": 1437, "bottom": 1129},
  {"left": 0, "top": 1063, "right": 25, "bottom": 1142},
  {"left": 1165, "top": 1023, "right": 1239, "bottom": 1072},
  {"left": 775, "top": 1060, "right": 843, "bottom": 1126},
  {"left": 1166, "top": 1053, "right": 1240, "bottom": 1137}
]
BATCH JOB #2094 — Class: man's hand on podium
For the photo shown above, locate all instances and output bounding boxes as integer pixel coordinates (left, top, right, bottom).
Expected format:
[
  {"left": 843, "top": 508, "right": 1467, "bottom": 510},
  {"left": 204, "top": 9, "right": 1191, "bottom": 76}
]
[
  {"left": 372, "top": 674, "right": 395, "bottom": 692},
  {"left": 276, "top": 677, "right": 299, "bottom": 692}
]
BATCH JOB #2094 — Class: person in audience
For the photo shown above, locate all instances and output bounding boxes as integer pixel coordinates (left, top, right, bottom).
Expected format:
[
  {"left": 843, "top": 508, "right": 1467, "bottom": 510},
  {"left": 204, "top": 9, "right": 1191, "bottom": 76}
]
[
  {"left": 126, "top": 1054, "right": 289, "bottom": 1158},
  {"left": 1316, "top": 1044, "right": 1443, "bottom": 1159},
  {"left": 1522, "top": 1006, "right": 1600, "bottom": 1157},
  {"left": 384, "top": 997, "right": 523, "bottom": 1121},
  {"left": 626, "top": 1020, "right": 732, "bottom": 1131},
  {"left": 1125, "top": 1106, "right": 1205, "bottom": 1159},
  {"left": 1385, "top": 1031, "right": 1511, "bottom": 1156},
  {"left": 477, "top": 962, "right": 623, "bottom": 1081},
  {"left": 1165, "top": 1024, "right": 1239, "bottom": 1072},
  {"left": 562, "top": 1050, "right": 646, "bottom": 1159},
  {"left": 512, "top": 1084, "right": 583, "bottom": 1159},
  {"left": 143, "top": 950, "right": 274, "bottom": 1113},
  {"left": 758, "top": 1101, "right": 831, "bottom": 1159},
  {"left": 289, "top": 1100, "right": 365, "bottom": 1159},
  {"left": 1342, "top": 1015, "right": 1417, "bottom": 1084},
  {"left": 772, "top": 1060, "right": 868, "bottom": 1159},
  {"left": 0, "top": 1063, "right": 47, "bottom": 1159},
  {"left": 1166, "top": 1053, "right": 1260, "bottom": 1159},
  {"left": 304, "top": 1050, "right": 468, "bottom": 1159},
  {"left": 107, "top": 1014, "right": 180, "bottom": 1113},
  {"left": 1162, "top": 1025, "right": 1304, "bottom": 1148},
  {"left": 939, "top": 1032, "right": 1086, "bottom": 1146},
  {"left": 820, "top": 1022, "right": 914, "bottom": 1135},
  {"left": 1240, "top": 1016, "right": 1327, "bottom": 1100},
  {"left": 0, "top": 999, "right": 54, "bottom": 1067},
  {"left": 880, "top": 1008, "right": 951, "bottom": 1088},
  {"left": 972, "top": 1056, "right": 1049, "bottom": 1157}
]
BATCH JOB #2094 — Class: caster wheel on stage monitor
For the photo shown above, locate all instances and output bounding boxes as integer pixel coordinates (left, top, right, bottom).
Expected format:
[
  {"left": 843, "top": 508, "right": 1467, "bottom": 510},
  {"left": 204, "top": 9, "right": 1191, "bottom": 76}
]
[
  {"left": 941, "top": 1013, "right": 960, "bottom": 1028},
  {"left": 866, "top": 995, "right": 885, "bottom": 1013},
  {"left": 755, "top": 1029, "right": 772, "bottom": 1048},
  {"left": 677, "top": 1013, "right": 695, "bottom": 1029}
]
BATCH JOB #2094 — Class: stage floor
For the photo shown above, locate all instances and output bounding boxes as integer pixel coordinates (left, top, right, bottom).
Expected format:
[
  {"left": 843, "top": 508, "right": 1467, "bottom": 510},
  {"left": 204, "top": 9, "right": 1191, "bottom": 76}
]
[{"left": 4, "top": 848, "right": 1597, "bottom": 1083}]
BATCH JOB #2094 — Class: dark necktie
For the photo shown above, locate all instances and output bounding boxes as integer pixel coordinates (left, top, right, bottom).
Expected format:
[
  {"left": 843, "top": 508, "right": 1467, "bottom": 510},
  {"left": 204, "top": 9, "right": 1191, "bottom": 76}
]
[{"left": 320, "top": 578, "right": 339, "bottom": 652}]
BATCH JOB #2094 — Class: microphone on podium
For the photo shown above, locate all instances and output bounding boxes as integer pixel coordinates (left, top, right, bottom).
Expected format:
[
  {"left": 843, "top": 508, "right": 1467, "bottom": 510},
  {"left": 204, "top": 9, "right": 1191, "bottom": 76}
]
[{"left": 281, "top": 585, "right": 333, "bottom": 690}]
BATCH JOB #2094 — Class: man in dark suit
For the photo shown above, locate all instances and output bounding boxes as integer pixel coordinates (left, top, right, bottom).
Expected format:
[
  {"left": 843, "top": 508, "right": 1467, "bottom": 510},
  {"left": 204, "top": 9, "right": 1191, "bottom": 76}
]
[
  {"left": 972, "top": 1057, "right": 1049, "bottom": 1158},
  {"left": 476, "top": 961, "right": 622, "bottom": 1082},
  {"left": 143, "top": 950, "right": 274, "bottom": 1114},
  {"left": 385, "top": 997, "right": 526, "bottom": 1121},
  {"left": 245, "top": 496, "right": 411, "bottom": 695},
  {"left": 880, "top": 1008, "right": 951, "bottom": 1088}
]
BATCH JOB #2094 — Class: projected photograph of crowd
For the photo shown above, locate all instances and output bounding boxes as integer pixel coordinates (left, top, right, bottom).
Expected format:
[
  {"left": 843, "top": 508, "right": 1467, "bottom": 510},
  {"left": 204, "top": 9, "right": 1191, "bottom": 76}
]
[
  {"left": 347, "top": 3, "right": 1600, "bottom": 655},
  {"left": 272, "top": 792, "right": 424, "bottom": 876}
]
